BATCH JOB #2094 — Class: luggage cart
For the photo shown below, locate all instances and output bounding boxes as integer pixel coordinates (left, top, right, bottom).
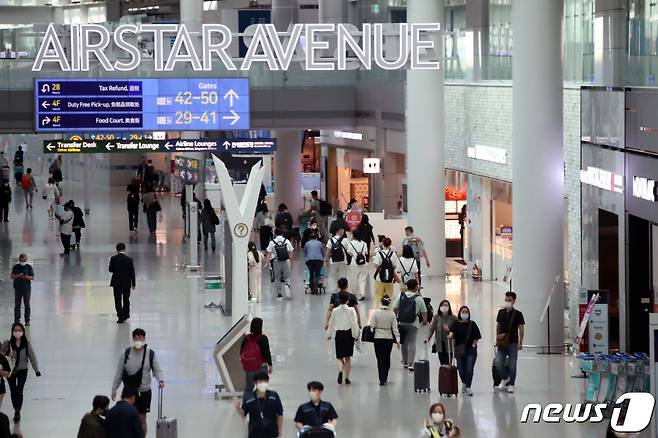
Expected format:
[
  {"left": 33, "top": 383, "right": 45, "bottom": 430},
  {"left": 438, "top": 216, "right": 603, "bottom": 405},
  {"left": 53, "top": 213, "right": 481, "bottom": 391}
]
[{"left": 304, "top": 264, "right": 326, "bottom": 295}]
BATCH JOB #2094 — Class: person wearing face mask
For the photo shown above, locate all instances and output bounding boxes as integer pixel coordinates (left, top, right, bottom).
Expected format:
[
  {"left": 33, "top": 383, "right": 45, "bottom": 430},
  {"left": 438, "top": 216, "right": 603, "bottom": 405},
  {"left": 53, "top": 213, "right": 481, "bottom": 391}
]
[
  {"left": 111, "top": 328, "right": 164, "bottom": 436},
  {"left": 235, "top": 371, "right": 283, "bottom": 438},
  {"left": 2, "top": 323, "right": 41, "bottom": 423},
  {"left": 77, "top": 395, "right": 110, "bottom": 438},
  {"left": 10, "top": 254, "right": 34, "bottom": 327},
  {"left": 420, "top": 403, "right": 454, "bottom": 437},
  {"left": 495, "top": 291, "right": 525, "bottom": 394},
  {"left": 301, "top": 219, "right": 323, "bottom": 247},
  {"left": 448, "top": 306, "right": 481, "bottom": 397},
  {"left": 368, "top": 295, "right": 401, "bottom": 385},
  {"left": 294, "top": 381, "right": 338, "bottom": 436},
  {"left": 426, "top": 300, "right": 456, "bottom": 366},
  {"left": 0, "top": 180, "right": 11, "bottom": 222}
]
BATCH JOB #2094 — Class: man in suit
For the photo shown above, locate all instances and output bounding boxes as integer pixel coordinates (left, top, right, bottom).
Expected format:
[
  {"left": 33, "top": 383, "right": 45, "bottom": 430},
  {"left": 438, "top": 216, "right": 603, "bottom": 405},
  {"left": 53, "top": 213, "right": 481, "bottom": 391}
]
[
  {"left": 104, "top": 387, "right": 143, "bottom": 438},
  {"left": 109, "top": 242, "right": 136, "bottom": 324}
]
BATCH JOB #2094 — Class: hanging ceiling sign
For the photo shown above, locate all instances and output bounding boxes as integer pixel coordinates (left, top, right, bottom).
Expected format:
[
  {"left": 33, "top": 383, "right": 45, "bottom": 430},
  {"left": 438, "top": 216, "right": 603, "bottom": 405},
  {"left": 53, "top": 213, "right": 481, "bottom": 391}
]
[
  {"left": 32, "top": 23, "right": 441, "bottom": 72},
  {"left": 43, "top": 138, "right": 276, "bottom": 154}
]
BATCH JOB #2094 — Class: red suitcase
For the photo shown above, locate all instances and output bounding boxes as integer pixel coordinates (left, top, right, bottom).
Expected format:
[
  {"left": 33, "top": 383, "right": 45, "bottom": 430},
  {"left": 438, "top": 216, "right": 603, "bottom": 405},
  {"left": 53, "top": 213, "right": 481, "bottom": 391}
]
[{"left": 439, "top": 339, "right": 459, "bottom": 396}]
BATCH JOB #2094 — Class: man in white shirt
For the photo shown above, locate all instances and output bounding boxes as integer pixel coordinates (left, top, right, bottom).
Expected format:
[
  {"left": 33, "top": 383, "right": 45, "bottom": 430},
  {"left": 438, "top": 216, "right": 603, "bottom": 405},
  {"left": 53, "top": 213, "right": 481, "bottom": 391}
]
[
  {"left": 266, "top": 228, "right": 294, "bottom": 300},
  {"left": 55, "top": 202, "right": 74, "bottom": 256},
  {"left": 347, "top": 231, "right": 369, "bottom": 301},
  {"left": 325, "top": 228, "right": 350, "bottom": 294}
]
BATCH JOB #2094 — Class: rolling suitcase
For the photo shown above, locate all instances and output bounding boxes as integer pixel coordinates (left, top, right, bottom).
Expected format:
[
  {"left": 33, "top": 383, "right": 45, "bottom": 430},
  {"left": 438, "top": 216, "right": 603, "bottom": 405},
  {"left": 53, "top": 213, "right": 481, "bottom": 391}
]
[
  {"left": 439, "top": 339, "right": 458, "bottom": 396},
  {"left": 156, "top": 387, "right": 178, "bottom": 438},
  {"left": 492, "top": 348, "right": 511, "bottom": 387},
  {"left": 414, "top": 344, "right": 431, "bottom": 393}
]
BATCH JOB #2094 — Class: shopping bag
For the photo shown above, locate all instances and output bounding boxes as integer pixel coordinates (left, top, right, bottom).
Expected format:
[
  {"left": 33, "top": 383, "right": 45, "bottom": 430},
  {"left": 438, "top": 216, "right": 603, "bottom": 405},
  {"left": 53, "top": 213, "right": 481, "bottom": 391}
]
[{"left": 70, "top": 233, "right": 77, "bottom": 246}]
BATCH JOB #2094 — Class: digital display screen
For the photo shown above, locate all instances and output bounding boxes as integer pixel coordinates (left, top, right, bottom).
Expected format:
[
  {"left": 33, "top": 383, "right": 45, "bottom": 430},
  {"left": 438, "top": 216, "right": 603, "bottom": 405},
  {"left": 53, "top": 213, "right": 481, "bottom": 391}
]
[
  {"left": 175, "top": 156, "right": 200, "bottom": 184},
  {"left": 35, "top": 78, "right": 250, "bottom": 132}
]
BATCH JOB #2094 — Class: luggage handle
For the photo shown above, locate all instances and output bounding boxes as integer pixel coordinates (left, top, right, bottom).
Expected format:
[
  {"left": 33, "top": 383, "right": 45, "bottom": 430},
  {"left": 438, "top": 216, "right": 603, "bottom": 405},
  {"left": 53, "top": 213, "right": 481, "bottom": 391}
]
[
  {"left": 158, "top": 386, "right": 164, "bottom": 420},
  {"left": 448, "top": 338, "right": 455, "bottom": 365}
]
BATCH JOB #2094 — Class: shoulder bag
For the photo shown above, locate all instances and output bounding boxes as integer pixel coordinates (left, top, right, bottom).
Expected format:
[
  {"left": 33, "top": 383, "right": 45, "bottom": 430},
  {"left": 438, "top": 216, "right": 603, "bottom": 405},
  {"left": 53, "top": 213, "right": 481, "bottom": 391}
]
[
  {"left": 496, "top": 310, "right": 516, "bottom": 350},
  {"left": 454, "top": 322, "right": 472, "bottom": 359}
]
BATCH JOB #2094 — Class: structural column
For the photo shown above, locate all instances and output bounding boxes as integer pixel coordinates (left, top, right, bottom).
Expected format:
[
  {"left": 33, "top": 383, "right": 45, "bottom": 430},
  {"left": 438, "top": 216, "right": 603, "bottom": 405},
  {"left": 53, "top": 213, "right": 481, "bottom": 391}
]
[
  {"left": 593, "top": 0, "right": 625, "bottom": 86},
  {"left": 465, "top": 0, "right": 489, "bottom": 81},
  {"left": 272, "top": 0, "right": 298, "bottom": 31},
  {"left": 180, "top": 0, "right": 203, "bottom": 32},
  {"left": 274, "top": 130, "right": 303, "bottom": 217},
  {"left": 319, "top": 0, "right": 346, "bottom": 23},
  {"left": 406, "top": 0, "right": 445, "bottom": 277},
  {"left": 512, "top": 0, "right": 565, "bottom": 348}
]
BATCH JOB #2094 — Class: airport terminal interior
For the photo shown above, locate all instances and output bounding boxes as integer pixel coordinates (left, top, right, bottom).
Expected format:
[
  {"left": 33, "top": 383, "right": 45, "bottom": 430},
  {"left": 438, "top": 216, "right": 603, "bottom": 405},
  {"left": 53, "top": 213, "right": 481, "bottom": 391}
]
[{"left": 0, "top": 0, "right": 658, "bottom": 437}]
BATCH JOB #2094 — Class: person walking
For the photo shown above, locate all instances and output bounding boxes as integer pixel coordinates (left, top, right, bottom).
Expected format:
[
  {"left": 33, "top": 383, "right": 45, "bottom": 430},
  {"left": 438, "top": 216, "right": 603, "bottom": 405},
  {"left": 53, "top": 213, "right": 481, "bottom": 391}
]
[
  {"left": 307, "top": 190, "right": 329, "bottom": 242},
  {"left": 403, "top": 226, "right": 431, "bottom": 282},
  {"left": 448, "top": 306, "right": 481, "bottom": 396},
  {"left": 55, "top": 202, "right": 73, "bottom": 256},
  {"left": 372, "top": 237, "right": 400, "bottom": 304},
  {"left": 426, "top": 300, "right": 456, "bottom": 366},
  {"left": 393, "top": 279, "right": 428, "bottom": 371},
  {"left": 10, "top": 254, "right": 33, "bottom": 327},
  {"left": 201, "top": 199, "right": 219, "bottom": 252},
  {"left": 495, "top": 291, "right": 525, "bottom": 394},
  {"left": 324, "top": 278, "right": 362, "bottom": 330},
  {"left": 325, "top": 227, "right": 350, "bottom": 294},
  {"left": 303, "top": 231, "right": 324, "bottom": 294},
  {"left": 49, "top": 155, "right": 63, "bottom": 186},
  {"left": 0, "top": 180, "right": 11, "bottom": 223},
  {"left": 301, "top": 220, "right": 323, "bottom": 247},
  {"left": 0, "top": 351, "right": 10, "bottom": 410},
  {"left": 20, "top": 168, "right": 36, "bottom": 209},
  {"left": 13, "top": 146, "right": 23, "bottom": 168},
  {"left": 77, "top": 395, "right": 110, "bottom": 438},
  {"left": 44, "top": 178, "right": 59, "bottom": 220},
  {"left": 294, "top": 381, "right": 338, "bottom": 435},
  {"left": 368, "top": 295, "right": 401, "bottom": 385},
  {"left": 419, "top": 403, "right": 455, "bottom": 438},
  {"left": 68, "top": 200, "right": 85, "bottom": 250},
  {"left": 239, "top": 318, "right": 273, "bottom": 391},
  {"left": 398, "top": 245, "right": 420, "bottom": 292},
  {"left": 274, "top": 203, "right": 294, "bottom": 240},
  {"left": 348, "top": 230, "right": 369, "bottom": 301},
  {"left": 328, "top": 294, "right": 360, "bottom": 385},
  {"left": 247, "top": 242, "right": 264, "bottom": 303},
  {"left": 356, "top": 214, "right": 376, "bottom": 260},
  {"left": 109, "top": 243, "right": 136, "bottom": 323},
  {"left": 126, "top": 180, "right": 140, "bottom": 233},
  {"left": 104, "top": 387, "right": 143, "bottom": 438},
  {"left": 265, "top": 228, "right": 293, "bottom": 300},
  {"left": 2, "top": 323, "right": 41, "bottom": 423},
  {"left": 329, "top": 211, "right": 350, "bottom": 235},
  {"left": 235, "top": 371, "right": 283, "bottom": 438},
  {"left": 141, "top": 191, "right": 160, "bottom": 234},
  {"left": 255, "top": 203, "right": 274, "bottom": 251},
  {"left": 111, "top": 328, "right": 164, "bottom": 436}
]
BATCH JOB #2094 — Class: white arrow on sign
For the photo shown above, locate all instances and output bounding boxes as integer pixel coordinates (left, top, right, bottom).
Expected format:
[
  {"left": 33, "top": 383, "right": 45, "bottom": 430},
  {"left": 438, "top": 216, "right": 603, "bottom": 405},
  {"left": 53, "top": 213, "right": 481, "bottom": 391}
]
[
  {"left": 164, "top": 142, "right": 174, "bottom": 150},
  {"left": 46, "top": 142, "right": 55, "bottom": 152},
  {"left": 105, "top": 143, "right": 115, "bottom": 151},
  {"left": 222, "top": 110, "right": 240, "bottom": 126},
  {"left": 41, "top": 101, "right": 51, "bottom": 110},
  {"left": 223, "top": 89, "right": 239, "bottom": 107},
  {"left": 41, "top": 116, "right": 51, "bottom": 126},
  {"left": 222, "top": 140, "right": 231, "bottom": 150},
  {"left": 41, "top": 83, "right": 50, "bottom": 93}
]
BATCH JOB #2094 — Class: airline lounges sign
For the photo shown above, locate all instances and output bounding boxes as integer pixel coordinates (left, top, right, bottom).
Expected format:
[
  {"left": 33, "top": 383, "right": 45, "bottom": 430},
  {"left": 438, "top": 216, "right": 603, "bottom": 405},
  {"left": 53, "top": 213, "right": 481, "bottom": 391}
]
[{"left": 31, "top": 23, "right": 441, "bottom": 72}]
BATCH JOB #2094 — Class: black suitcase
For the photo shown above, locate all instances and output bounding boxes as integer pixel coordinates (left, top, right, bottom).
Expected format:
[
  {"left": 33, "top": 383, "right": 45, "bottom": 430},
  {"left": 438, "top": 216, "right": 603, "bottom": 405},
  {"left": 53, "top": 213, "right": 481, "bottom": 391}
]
[{"left": 414, "top": 344, "right": 431, "bottom": 393}]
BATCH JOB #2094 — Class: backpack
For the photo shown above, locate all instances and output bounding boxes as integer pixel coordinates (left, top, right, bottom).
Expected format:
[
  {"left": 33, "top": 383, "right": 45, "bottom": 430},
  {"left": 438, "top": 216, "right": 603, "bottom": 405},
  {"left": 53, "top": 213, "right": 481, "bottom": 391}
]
[
  {"left": 400, "top": 259, "right": 415, "bottom": 284},
  {"left": 330, "top": 237, "right": 345, "bottom": 263},
  {"left": 21, "top": 175, "right": 30, "bottom": 189},
  {"left": 351, "top": 242, "right": 366, "bottom": 266},
  {"left": 398, "top": 293, "right": 417, "bottom": 324},
  {"left": 375, "top": 251, "right": 395, "bottom": 283},
  {"left": 211, "top": 211, "right": 220, "bottom": 225},
  {"left": 240, "top": 334, "right": 264, "bottom": 372},
  {"left": 274, "top": 239, "right": 290, "bottom": 261},
  {"left": 318, "top": 200, "right": 332, "bottom": 216}
]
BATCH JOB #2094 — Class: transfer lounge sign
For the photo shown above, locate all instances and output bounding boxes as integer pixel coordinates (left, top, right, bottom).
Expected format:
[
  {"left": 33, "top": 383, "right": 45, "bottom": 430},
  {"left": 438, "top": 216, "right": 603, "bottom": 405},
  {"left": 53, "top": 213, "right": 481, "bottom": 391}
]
[{"left": 43, "top": 138, "right": 276, "bottom": 154}]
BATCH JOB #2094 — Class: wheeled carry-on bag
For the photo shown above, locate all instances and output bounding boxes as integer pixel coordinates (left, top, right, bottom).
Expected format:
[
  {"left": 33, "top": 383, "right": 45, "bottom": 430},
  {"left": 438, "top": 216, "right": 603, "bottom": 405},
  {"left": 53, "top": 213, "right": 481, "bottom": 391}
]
[
  {"left": 439, "top": 339, "right": 459, "bottom": 396},
  {"left": 414, "top": 343, "right": 431, "bottom": 393},
  {"left": 492, "top": 347, "right": 512, "bottom": 387},
  {"left": 156, "top": 387, "right": 178, "bottom": 438}
]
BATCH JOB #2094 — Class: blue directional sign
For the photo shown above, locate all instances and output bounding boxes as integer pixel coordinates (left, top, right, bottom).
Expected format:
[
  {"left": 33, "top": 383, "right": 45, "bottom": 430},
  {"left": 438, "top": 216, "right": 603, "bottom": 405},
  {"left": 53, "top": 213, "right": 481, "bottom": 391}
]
[{"left": 35, "top": 78, "right": 250, "bottom": 132}]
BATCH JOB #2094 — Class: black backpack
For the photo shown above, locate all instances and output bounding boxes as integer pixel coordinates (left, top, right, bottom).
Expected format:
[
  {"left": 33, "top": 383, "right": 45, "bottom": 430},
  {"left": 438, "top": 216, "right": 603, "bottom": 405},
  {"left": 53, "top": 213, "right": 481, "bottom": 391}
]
[
  {"left": 274, "top": 239, "right": 290, "bottom": 261},
  {"left": 397, "top": 293, "right": 417, "bottom": 324},
  {"left": 375, "top": 251, "right": 395, "bottom": 283},
  {"left": 318, "top": 200, "right": 332, "bottom": 216},
  {"left": 330, "top": 237, "right": 345, "bottom": 263},
  {"left": 351, "top": 242, "right": 366, "bottom": 266}
]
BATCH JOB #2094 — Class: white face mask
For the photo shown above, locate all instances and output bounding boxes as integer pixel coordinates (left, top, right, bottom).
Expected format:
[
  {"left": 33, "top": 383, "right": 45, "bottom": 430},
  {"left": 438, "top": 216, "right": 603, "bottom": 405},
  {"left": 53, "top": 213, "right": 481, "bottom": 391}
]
[
  {"left": 13, "top": 331, "right": 23, "bottom": 339},
  {"left": 431, "top": 413, "right": 444, "bottom": 424},
  {"left": 19, "top": 262, "right": 26, "bottom": 266},
  {"left": 505, "top": 301, "right": 513, "bottom": 309},
  {"left": 439, "top": 306, "right": 449, "bottom": 314},
  {"left": 133, "top": 340, "right": 145, "bottom": 349},
  {"left": 460, "top": 313, "right": 470, "bottom": 321},
  {"left": 256, "top": 383, "right": 269, "bottom": 393}
]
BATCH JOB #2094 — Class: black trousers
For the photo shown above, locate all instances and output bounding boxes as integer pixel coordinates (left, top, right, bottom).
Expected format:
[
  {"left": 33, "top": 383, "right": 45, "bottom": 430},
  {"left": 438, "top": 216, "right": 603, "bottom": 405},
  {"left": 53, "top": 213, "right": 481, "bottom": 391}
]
[
  {"left": 438, "top": 351, "right": 449, "bottom": 366},
  {"left": 128, "top": 207, "right": 139, "bottom": 230},
  {"left": 259, "top": 226, "right": 272, "bottom": 251},
  {"left": 0, "top": 203, "right": 8, "bottom": 221},
  {"left": 14, "top": 288, "right": 31, "bottom": 324},
  {"left": 73, "top": 227, "right": 81, "bottom": 246},
  {"left": 8, "top": 370, "right": 28, "bottom": 411},
  {"left": 60, "top": 233, "right": 71, "bottom": 254},
  {"left": 306, "top": 260, "right": 323, "bottom": 291},
  {"left": 113, "top": 286, "right": 130, "bottom": 320},
  {"left": 374, "top": 339, "right": 394, "bottom": 384}
]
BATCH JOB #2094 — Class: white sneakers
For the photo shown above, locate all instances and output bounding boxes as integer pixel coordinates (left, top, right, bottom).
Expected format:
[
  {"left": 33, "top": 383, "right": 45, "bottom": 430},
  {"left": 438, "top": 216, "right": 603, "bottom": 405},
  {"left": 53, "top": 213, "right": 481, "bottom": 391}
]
[
  {"left": 507, "top": 385, "right": 515, "bottom": 393},
  {"left": 497, "top": 378, "right": 510, "bottom": 390}
]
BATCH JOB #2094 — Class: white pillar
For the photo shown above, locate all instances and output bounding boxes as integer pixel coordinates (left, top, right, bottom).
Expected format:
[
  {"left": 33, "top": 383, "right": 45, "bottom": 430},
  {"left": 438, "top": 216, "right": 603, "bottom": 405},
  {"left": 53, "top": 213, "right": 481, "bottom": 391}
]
[
  {"left": 512, "top": 0, "right": 565, "bottom": 348},
  {"left": 319, "top": 0, "right": 346, "bottom": 23},
  {"left": 274, "top": 130, "right": 302, "bottom": 219},
  {"left": 465, "top": 0, "right": 489, "bottom": 81},
  {"left": 272, "top": 0, "right": 298, "bottom": 31},
  {"left": 593, "top": 0, "right": 625, "bottom": 86},
  {"left": 180, "top": 0, "right": 203, "bottom": 31},
  {"left": 406, "top": 0, "right": 445, "bottom": 277}
]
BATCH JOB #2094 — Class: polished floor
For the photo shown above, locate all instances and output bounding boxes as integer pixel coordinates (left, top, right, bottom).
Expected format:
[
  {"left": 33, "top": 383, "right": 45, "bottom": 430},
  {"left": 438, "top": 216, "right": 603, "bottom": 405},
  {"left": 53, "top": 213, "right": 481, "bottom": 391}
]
[{"left": 0, "top": 181, "right": 612, "bottom": 437}]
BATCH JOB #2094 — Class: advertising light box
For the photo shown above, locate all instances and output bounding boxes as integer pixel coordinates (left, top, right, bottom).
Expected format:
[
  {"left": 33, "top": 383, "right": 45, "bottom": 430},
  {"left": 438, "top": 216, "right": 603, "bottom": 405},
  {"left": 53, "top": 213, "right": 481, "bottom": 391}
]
[{"left": 35, "top": 78, "right": 250, "bottom": 132}]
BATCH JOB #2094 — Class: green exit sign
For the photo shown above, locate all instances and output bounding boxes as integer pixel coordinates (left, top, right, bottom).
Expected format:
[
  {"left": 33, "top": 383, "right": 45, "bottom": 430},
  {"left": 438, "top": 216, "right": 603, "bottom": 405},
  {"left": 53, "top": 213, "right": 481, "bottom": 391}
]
[{"left": 372, "top": 4, "right": 380, "bottom": 14}]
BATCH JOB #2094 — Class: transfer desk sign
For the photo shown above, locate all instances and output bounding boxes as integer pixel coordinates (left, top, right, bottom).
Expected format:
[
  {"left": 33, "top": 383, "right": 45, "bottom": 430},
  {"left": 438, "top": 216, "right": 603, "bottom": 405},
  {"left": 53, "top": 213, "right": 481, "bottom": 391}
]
[{"left": 43, "top": 138, "right": 276, "bottom": 154}]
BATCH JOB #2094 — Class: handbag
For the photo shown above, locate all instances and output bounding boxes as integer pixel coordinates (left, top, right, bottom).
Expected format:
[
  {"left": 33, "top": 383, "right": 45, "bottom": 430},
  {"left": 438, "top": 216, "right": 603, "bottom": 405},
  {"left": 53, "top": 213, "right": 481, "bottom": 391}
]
[
  {"left": 496, "top": 310, "right": 516, "bottom": 350},
  {"left": 454, "top": 321, "right": 472, "bottom": 359},
  {"left": 361, "top": 326, "right": 375, "bottom": 343}
]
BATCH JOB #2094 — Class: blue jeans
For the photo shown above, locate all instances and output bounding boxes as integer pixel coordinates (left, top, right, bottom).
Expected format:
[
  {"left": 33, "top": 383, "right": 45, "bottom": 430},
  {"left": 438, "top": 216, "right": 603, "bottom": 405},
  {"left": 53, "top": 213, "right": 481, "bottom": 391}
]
[
  {"left": 456, "top": 347, "right": 477, "bottom": 388},
  {"left": 496, "top": 343, "right": 518, "bottom": 385}
]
